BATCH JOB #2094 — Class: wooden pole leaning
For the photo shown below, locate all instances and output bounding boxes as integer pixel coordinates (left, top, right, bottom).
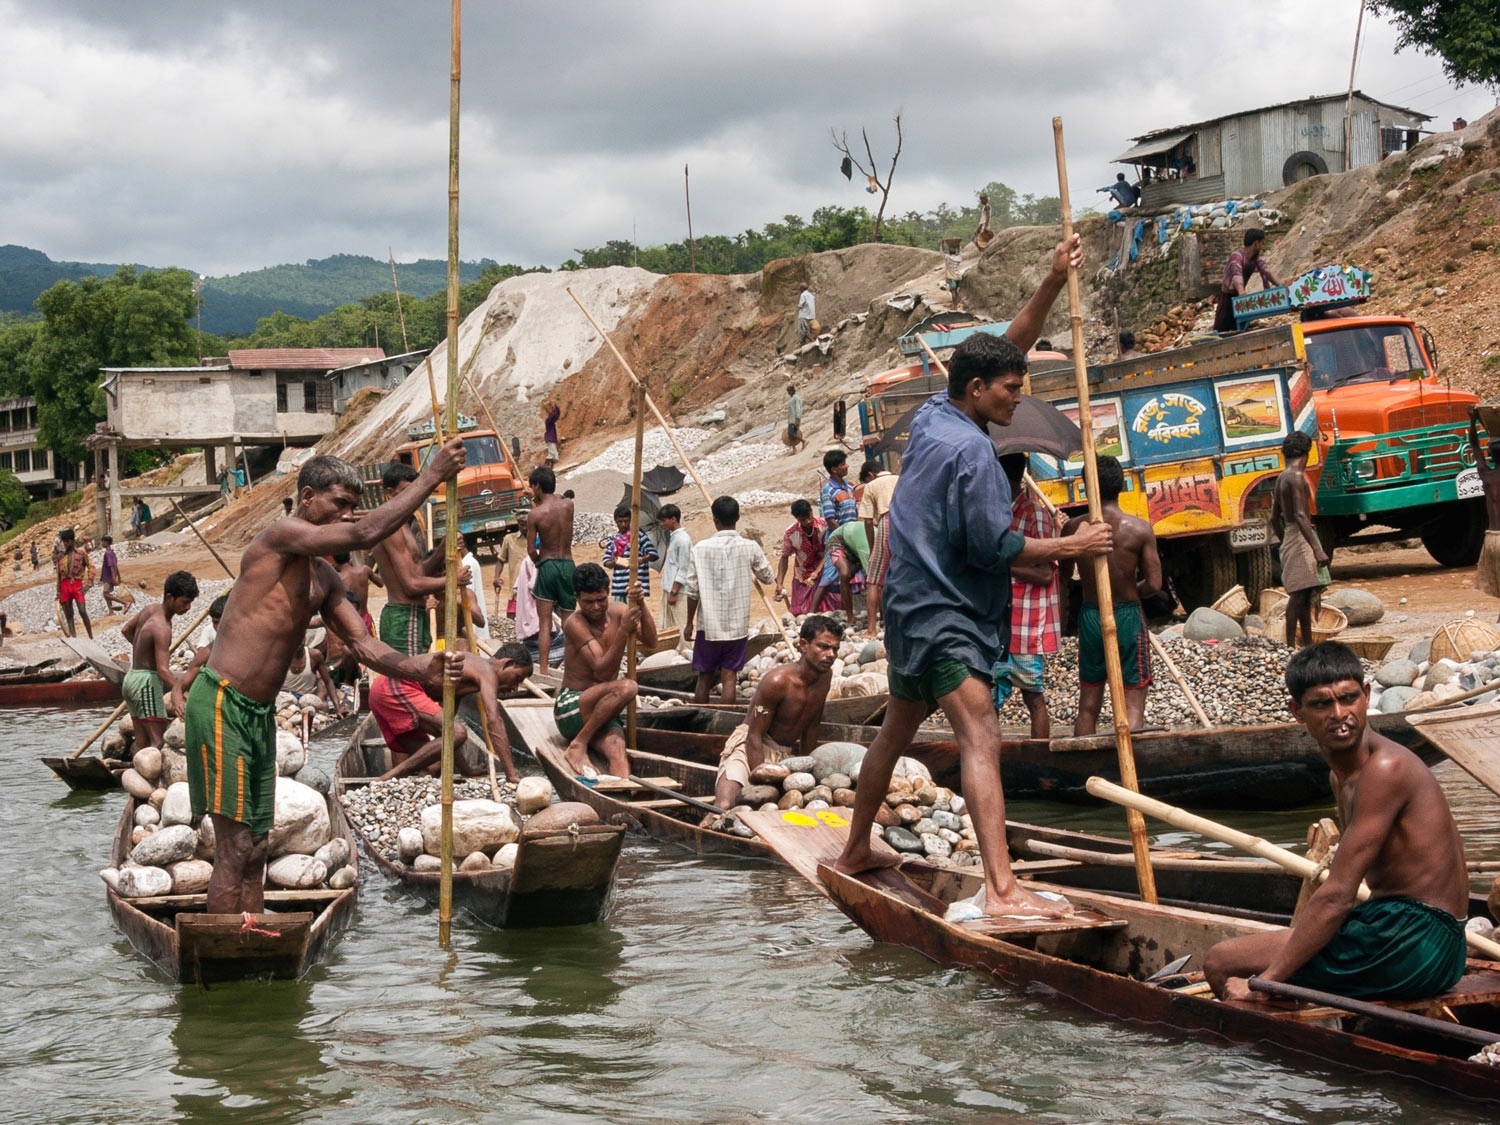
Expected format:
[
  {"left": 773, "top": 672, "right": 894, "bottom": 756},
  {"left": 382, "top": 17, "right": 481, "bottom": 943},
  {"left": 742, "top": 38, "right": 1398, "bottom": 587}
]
[
  {"left": 1053, "top": 115, "right": 1157, "bottom": 905},
  {"left": 169, "top": 497, "right": 236, "bottom": 580},
  {"left": 437, "top": 0, "right": 463, "bottom": 945},
  {"left": 565, "top": 287, "right": 795, "bottom": 647},
  {"left": 626, "top": 384, "right": 646, "bottom": 749},
  {"left": 1086, "top": 775, "right": 1500, "bottom": 962},
  {"left": 1146, "top": 632, "right": 1212, "bottom": 729}
]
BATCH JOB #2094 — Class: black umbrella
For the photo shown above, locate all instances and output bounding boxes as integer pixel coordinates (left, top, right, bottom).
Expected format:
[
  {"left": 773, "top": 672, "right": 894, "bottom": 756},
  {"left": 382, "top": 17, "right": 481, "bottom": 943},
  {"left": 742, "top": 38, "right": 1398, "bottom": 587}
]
[
  {"left": 640, "top": 464, "right": 686, "bottom": 495},
  {"left": 871, "top": 393, "right": 1082, "bottom": 460}
]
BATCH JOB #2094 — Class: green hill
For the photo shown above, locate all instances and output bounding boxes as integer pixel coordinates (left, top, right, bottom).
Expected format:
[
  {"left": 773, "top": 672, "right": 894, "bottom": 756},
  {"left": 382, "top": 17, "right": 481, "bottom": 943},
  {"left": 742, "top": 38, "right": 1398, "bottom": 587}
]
[{"left": 0, "top": 245, "right": 121, "bottom": 316}]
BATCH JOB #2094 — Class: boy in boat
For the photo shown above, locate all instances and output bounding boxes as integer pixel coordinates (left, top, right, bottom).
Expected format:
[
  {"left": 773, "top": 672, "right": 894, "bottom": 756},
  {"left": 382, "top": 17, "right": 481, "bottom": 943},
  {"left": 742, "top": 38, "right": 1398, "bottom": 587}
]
[
  {"left": 1063, "top": 454, "right": 1161, "bottom": 735},
  {"left": 703, "top": 614, "right": 844, "bottom": 822},
  {"left": 555, "top": 562, "right": 656, "bottom": 780},
  {"left": 371, "top": 642, "right": 532, "bottom": 783},
  {"left": 1205, "top": 641, "right": 1469, "bottom": 1002},
  {"left": 527, "top": 466, "right": 575, "bottom": 675},
  {"left": 834, "top": 240, "right": 1115, "bottom": 920},
  {"left": 121, "top": 570, "right": 199, "bottom": 749},
  {"left": 186, "top": 444, "right": 467, "bottom": 917}
]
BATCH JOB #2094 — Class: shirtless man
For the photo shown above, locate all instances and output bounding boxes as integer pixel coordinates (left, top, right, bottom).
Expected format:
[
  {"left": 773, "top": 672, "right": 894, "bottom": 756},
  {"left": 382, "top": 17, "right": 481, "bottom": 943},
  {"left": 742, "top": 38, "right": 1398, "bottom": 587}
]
[
  {"left": 1064, "top": 455, "right": 1161, "bottom": 735},
  {"left": 526, "top": 466, "right": 575, "bottom": 675},
  {"left": 185, "top": 443, "right": 466, "bottom": 916},
  {"left": 171, "top": 594, "right": 226, "bottom": 719},
  {"left": 1205, "top": 642, "right": 1469, "bottom": 1001},
  {"left": 55, "top": 529, "right": 94, "bottom": 639},
  {"left": 371, "top": 463, "right": 466, "bottom": 657},
  {"left": 554, "top": 562, "right": 657, "bottom": 779},
  {"left": 1272, "top": 431, "right": 1328, "bottom": 647},
  {"left": 326, "top": 551, "right": 383, "bottom": 683},
  {"left": 705, "top": 614, "right": 843, "bottom": 818},
  {"left": 121, "top": 570, "right": 199, "bottom": 749},
  {"left": 371, "top": 643, "right": 531, "bottom": 782}
]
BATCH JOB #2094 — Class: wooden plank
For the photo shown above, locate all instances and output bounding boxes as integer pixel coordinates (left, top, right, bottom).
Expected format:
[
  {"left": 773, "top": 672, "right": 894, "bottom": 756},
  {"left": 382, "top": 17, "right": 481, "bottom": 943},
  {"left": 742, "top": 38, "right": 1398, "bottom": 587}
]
[
  {"left": 593, "top": 775, "right": 680, "bottom": 793},
  {"left": 740, "top": 806, "right": 898, "bottom": 890},
  {"left": 1407, "top": 703, "right": 1500, "bottom": 800},
  {"left": 178, "top": 911, "right": 313, "bottom": 961},
  {"left": 131, "top": 889, "right": 346, "bottom": 910}
]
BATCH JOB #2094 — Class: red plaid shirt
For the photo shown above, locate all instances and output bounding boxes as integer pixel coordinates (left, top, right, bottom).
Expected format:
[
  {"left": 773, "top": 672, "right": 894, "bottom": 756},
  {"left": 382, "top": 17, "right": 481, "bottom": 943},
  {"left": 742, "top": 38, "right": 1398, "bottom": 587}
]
[{"left": 1009, "top": 490, "right": 1060, "bottom": 655}]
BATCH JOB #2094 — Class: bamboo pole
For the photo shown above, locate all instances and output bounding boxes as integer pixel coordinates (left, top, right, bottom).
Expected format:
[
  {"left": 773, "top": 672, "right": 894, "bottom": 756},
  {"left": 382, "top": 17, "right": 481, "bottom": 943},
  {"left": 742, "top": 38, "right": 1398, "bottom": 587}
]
[
  {"left": 626, "top": 384, "right": 646, "bottom": 748},
  {"left": 565, "top": 287, "right": 795, "bottom": 646},
  {"left": 1146, "top": 631, "right": 1213, "bottom": 729},
  {"left": 169, "top": 498, "right": 235, "bottom": 580},
  {"left": 1086, "top": 775, "right": 1500, "bottom": 962},
  {"left": 437, "top": 0, "right": 463, "bottom": 946},
  {"left": 1053, "top": 115, "right": 1156, "bottom": 905}
]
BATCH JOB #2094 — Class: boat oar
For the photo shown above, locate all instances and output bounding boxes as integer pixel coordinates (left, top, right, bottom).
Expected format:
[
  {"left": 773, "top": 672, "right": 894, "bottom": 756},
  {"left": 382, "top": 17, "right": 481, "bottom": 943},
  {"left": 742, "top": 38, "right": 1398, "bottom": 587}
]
[
  {"left": 626, "top": 382, "right": 646, "bottom": 750},
  {"left": 1146, "top": 632, "right": 1212, "bottom": 729},
  {"left": 566, "top": 286, "right": 795, "bottom": 647},
  {"left": 1054, "top": 115, "right": 1156, "bottom": 905},
  {"left": 1085, "top": 775, "right": 1500, "bottom": 962},
  {"left": 626, "top": 773, "right": 737, "bottom": 821},
  {"left": 1247, "top": 977, "right": 1500, "bottom": 1048}
]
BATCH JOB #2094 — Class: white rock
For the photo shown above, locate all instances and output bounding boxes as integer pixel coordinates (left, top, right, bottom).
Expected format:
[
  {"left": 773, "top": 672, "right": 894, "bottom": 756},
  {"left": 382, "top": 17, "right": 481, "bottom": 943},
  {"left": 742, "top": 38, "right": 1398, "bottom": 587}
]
[
  {"left": 268, "top": 777, "right": 331, "bottom": 856},
  {"left": 116, "top": 865, "right": 173, "bottom": 897},
  {"left": 132, "top": 747, "right": 163, "bottom": 782},
  {"left": 515, "top": 776, "right": 554, "bottom": 815},
  {"left": 149, "top": 787, "right": 167, "bottom": 809},
  {"left": 131, "top": 823, "right": 199, "bottom": 867},
  {"left": 892, "top": 757, "right": 932, "bottom": 783},
  {"left": 492, "top": 843, "right": 520, "bottom": 869},
  {"left": 120, "top": 768, "right": 154, "bottom": 800},
  {"left": 397, "top": 826, "right": 425, "bottom": 863},
  {"left": 168, "top": 859, "right": 214, "bottom": 894},
  {"left": 413, "top": 854, "right": 442, "bottom": 872},
  {"left": 328, "top": 865, "right": 357, "bottom": 889},
  {"left": 196, "top": 817, "right": 217, "bottom": 860},
  {"left": 276, "top": 730, "right": 307, "bottom": 777},
  {"left": 160, "top": 782, "right": 193, "bottom": 827},
  {"left": 162, "top": 719, "right": 185, "bottom": 749},
  {"left": 100, "top": 868, "right": 122, "bottom": 893},
  {"left": 131, "top": 825, "right": 148, "bottom": 846},
  {"left": 118, "top": 714, "right": 135, "bottom": 738},
  {"left": 950, "top": 796, "right": 967, "bottom": 817},
  {"left": 134, "top": 804, "right": 160, "bottom": 828},
  {"left": 460, "top": 851, "right": 492, "bottom": 873},
  {"left": 314, "top": 838, "right": 350, "bottom": 871},
  {"left": 161, "top": 749, "right": 189, "bottom": 787},
  {"left": 421, "top": 799, "right": 521, "bottom": 857},
  {"left": 266, "top": 854, "right": 328, "bottom": 889}
]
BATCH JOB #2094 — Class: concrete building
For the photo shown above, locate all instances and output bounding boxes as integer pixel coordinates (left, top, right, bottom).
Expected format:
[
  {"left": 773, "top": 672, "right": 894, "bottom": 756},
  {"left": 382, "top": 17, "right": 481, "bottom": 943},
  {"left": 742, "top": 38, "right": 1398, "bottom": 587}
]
[
  {"left": 326, "top": 348, "right": 427, "bottom": 414},
  {"left": 1115, "top": 91, "right": 1430, "bottom": 210},
  {"left": 0, "top": 395, "right": 76, "bottom": 498}
]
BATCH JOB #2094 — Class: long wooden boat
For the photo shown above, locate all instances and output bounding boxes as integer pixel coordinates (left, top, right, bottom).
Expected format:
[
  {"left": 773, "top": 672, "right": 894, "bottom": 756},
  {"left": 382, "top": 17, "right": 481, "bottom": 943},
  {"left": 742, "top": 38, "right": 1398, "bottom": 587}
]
[
  {"left": 0, "top": 661, "right": 121, "bottom": 707},
  {"left": 636, "top": 685, "right": 889, "bottom": 726},
  {"left": 44, "top": 753, "right": 127, "bottom": 790},
  {"left": 625, "top": 703, "right": 1429, "bottom": 810},
  {"left": 746, "top": 808, "right": 1500, "bottom": 1104},
  {"left": 633, "top": 633, "right": 778, "bottom": 693},
  {"left": 105, "top": 793, "right": 358, "bottom": 983},
  {"left": 334, "top": 716, "right": 624, "bottom": 928}
]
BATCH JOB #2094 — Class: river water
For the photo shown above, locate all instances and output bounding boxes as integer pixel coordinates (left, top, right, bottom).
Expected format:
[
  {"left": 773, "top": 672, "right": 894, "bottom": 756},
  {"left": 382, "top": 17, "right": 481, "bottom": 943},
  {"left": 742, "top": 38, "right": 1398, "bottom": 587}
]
[{"left": 5, "top": 704, "right": 1498, "bottom": 1124}]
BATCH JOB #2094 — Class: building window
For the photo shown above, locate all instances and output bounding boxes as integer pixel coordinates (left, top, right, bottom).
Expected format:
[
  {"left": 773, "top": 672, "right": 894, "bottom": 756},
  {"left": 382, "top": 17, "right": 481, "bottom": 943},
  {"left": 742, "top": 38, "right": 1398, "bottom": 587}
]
[
  {"left": 276, "top": 381, "right": 288, "bottom": 412},
  {"left": 304, "top": 381, "right": 317, "bottom": 413},
  {"left": 0, "top": 452, "right": 10, "bottom": 470},
  {"left": 13, "top": 449, "right": 29, "bottom": 473}
]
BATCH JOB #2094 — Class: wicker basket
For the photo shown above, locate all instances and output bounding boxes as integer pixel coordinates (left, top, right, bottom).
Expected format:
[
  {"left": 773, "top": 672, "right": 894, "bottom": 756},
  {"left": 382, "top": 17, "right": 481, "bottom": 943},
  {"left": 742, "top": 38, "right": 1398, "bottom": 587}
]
[
  {"left": 1341, "top": 635, "right": 1397, "bottom": 661},
  {"left": 1429, "top": 618, "right": 1500, "bottom": 664},
  {"left": 1310, "top": 605, "right": 1348, "bottom": 643},
  {"left": 1258, "top": 588, "right": 1289, "bottom": 619},
  {"left": 1212, "top": 584, "right": 1250, "bottom": 620}
]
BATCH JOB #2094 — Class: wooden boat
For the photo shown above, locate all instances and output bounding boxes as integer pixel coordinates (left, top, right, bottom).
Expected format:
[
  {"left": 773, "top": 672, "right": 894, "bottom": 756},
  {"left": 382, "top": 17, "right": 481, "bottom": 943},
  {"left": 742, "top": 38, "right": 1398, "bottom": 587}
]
[
  {"left": 626, "top": 703, "right": 1429, "bottom": 810},
  {"left": 0, "top": 660, "right": 121, "bottom": 707},
  {"left": 746, "top": 808, "right": 1500, "bottom": 1104},
  {"left": 105, "top": 793, "right": 358, "bottom": 984},
  {"left": 635, "top": 685, "right": 889, "bottom": 726},
  {"left": 334, "top": 716, "right": 624, "bottom": 928},
  {"left": 44, "top": 753, "right": 127, "bottom": 790},
  {"left": 633, "top": 633, "right": 778, "bottom": 692}
]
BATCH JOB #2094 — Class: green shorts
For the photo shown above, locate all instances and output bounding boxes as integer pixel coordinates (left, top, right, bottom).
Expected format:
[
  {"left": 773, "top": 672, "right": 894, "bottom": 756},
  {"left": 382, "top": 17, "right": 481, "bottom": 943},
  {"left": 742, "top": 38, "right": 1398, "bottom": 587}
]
[
  {"left": 888, "top": 658, "right": 987, "bottom": 710},
  {"left": 1289, "top": 896, "right": 1467, "bottom": 1001},
  {"left": 185, "top": 666, "right": 278, "bottom": 835},
  {"left": 1079, "top": 602, "right": 1152, "bottom": 687},
  {"left": 553, "top": 686, "right": 625, "bottom": 743},
  {"left": 379, "top": 602, "right": 432, "bottom": 657},
  {"left": 122, "top": 668, "right": 167, "bottom": 721},
  {"left": 533, "top": 558, "right": 577, "bottom": 611}
]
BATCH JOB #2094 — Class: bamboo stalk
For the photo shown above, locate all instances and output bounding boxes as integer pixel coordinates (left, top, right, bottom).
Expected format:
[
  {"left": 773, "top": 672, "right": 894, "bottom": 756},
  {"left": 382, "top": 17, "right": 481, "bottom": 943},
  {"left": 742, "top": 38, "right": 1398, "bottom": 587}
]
[
  {"left": 1146, "top": 631, "right": 1212, "bottom": 729},
  {"left": 169, "top": 497, "right": 235, "bottom": 580},
  {"left": 437, "top": 0, "right": 463, "bottom": 946},
  {"left": 565, "top": 287, "right": 794, "bottom": 646},
  {"left": 626, "top": 384, "right": 646, "bottom": 748},
  {"left": 1086, "top": 775, "right": 1500, "bottom": 962},
  {"left": 1053, "top": 115, "right": 1157, "bottom": 905}
]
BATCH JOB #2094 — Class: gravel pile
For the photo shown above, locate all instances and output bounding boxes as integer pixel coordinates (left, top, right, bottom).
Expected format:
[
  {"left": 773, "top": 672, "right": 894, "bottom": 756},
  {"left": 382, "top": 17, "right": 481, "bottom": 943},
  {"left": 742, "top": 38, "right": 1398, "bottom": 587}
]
[
  {"left": 572, "top": 511, "right": 616, "bottom": 547},
  {"left": 735, "top": 489, "right": 803, "bottom": 509},
  {"left": 694, "top": 441, "right": 786, "bottom": 484},
  {"left": 1, "top": 577, "right": 234, "bottom": 658},
  {"left": 566, "top": 428, "right": 712, "bottom": 479}
]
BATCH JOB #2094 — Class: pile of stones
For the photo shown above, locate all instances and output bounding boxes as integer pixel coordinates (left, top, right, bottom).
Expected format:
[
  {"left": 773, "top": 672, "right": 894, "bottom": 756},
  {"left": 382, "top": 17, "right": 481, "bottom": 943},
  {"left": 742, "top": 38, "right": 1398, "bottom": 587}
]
[
  {"left": 1370, "top": 637, "right": 1500, "bottom": 715},
  {"left": 739, "top": 628, "right": 888, "bottom": 701}
]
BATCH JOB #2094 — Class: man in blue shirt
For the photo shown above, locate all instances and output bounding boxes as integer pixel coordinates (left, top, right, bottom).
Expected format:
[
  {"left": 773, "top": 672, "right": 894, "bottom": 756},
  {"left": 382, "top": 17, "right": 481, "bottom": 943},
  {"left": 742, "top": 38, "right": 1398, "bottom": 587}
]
[{"left": 836, "top": 235, "right": 1114, "bottom": 920}]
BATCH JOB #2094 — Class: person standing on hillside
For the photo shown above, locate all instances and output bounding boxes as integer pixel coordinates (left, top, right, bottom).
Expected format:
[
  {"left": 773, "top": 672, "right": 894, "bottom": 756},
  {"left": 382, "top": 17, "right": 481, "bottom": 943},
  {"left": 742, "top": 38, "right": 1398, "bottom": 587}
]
[
  {"left": 797, "top": 285, "right": 816, "bottom": 343},
  {"left": 99, "top": 535, "right": 132, "bottom": 614},
  {"left": 658, "top": 504, "right": 693, "bottom": 637},
  {"left": 1272, "top": 431, "right": 1328, "bottom": 647},
  {"left": 55, "top": 528, "right": 94, "bottom": 639},
  {"left": 527, "top": 465, "right": 575, "bottom": 675},
  {"left": 786, "top": 384, "right": 806, "bottom": 452},
  {"left": 684, "top": 495, "right": 774, "bottom": 706},
  {"left": 973, "top": 194, "right": 992, "bottom": 244},
  {"left": 1214, "top": 228, "right": 1282, "bottom": 333},
  {"left": 1064, "top": 455, "right": 1160, "bottom": 736},
  {"left": 543, "top": 402, "right": 562, "bottom": 465}
]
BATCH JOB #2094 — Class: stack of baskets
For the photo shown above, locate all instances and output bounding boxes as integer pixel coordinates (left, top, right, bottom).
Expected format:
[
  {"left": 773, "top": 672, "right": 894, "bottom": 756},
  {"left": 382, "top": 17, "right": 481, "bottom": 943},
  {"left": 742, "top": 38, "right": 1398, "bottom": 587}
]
[{"left": 1258, "top": 586, "right": 1347, "bottom": 642}]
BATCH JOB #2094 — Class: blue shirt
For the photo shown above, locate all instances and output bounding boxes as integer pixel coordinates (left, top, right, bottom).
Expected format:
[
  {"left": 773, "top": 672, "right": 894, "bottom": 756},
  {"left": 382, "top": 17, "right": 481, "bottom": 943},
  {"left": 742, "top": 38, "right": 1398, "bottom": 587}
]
[
  {"left": 884, "top": 394, "right": 1026, "bottom": 679},
  {"left": 820, "top": 476, "right": 858, "bottom": 528}
]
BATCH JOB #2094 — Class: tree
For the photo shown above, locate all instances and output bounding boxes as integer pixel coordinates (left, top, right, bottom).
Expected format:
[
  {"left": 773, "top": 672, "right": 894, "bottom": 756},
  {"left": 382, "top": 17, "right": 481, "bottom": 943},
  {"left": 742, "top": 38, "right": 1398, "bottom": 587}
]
[
  {"left": 831, "top": 112, "right": 905, "bottom": 243},
  {"left": 0, "top": 469, "right": 29, "bottom": 528},
  {"left": 1367, "top": 1, "right": 1500, "bottom": 88}
]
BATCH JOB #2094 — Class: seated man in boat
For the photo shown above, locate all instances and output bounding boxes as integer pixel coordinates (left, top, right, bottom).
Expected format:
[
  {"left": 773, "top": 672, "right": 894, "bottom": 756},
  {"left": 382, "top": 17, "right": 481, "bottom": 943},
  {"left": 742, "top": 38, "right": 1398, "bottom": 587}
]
[
  {"left": 185, "top": 446, "right": 466, "bottom": 918},
  {"left": 121, "top": 569, "right": 199, "bottom": 749},
  {"left": 1205, "top": 641, "right": 1469, "bottom": 1002},
  {"left": 555, "top": 562, "right": 656, "bottom": 780},
  {"left": 703, "top": 613, "right": 844, "bottom": 823}
]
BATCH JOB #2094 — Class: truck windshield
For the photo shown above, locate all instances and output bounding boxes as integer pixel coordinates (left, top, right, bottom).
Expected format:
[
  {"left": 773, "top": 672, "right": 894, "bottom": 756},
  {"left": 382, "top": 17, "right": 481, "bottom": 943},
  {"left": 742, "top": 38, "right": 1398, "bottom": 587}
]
[
  {"left": 418, "top": 435, "right": 504, "bottom": 468},
  {"left": 1304, "top": 324, "right": 1430, "bottom": 391}
]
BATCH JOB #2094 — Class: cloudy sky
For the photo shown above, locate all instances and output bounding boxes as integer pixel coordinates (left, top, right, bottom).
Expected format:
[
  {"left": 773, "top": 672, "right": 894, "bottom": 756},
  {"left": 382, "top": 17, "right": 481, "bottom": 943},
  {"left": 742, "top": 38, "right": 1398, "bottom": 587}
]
[{"left": 3, "top": 0, "right": 1494, "bottom": 277}]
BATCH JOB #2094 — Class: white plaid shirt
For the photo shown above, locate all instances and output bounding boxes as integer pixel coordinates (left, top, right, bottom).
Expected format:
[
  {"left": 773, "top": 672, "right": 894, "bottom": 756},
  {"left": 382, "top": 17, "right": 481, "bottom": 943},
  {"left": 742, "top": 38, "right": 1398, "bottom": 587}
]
[{"left": 683, "top": 530, "right": 774, "bottom": 641}]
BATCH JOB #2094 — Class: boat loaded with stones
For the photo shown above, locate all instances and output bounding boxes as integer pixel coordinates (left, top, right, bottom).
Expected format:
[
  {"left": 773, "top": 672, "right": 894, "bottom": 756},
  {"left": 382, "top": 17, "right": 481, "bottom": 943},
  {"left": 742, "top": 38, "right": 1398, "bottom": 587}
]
[
  {"left": 334, "top": 716, "right": 625, "bottom": 929},
  {"left": 747, "top": 809, "right": 1500, "bottom": 1104}
]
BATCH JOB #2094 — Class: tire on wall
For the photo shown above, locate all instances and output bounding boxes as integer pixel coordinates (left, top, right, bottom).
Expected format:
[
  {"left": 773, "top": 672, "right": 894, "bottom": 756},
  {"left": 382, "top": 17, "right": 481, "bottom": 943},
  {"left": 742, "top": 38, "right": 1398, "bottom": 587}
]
[{"left": 1282, "top": 150, "right": 1329, "bottom": 186}]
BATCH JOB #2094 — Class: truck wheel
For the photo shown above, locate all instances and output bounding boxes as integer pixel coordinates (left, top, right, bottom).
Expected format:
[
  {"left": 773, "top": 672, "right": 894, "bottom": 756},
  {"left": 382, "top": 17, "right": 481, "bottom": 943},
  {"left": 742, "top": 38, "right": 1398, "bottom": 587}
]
[
  {"left": 1421, "top": 500, "right": 1485, "bottom": 567},
  {"left": 1175, "top": 537, "right": 1237, "bottom": 612},
  {"left": 1237, "top": 543, "right": 1274, "bottom": 605}
]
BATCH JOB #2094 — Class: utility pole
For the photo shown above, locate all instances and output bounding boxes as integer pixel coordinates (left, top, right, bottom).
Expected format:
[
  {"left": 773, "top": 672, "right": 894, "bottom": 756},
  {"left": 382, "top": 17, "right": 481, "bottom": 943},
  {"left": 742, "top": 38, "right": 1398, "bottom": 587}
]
[{"left": 685, "top": 163, "right": 696, "bottom": 272}]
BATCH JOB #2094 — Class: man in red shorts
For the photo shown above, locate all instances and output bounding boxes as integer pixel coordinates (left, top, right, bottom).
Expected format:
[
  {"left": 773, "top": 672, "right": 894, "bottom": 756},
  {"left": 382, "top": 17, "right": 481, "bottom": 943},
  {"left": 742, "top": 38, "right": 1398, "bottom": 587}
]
[{"left": 55, "top": 528, "right": 95, "bottom": 639}]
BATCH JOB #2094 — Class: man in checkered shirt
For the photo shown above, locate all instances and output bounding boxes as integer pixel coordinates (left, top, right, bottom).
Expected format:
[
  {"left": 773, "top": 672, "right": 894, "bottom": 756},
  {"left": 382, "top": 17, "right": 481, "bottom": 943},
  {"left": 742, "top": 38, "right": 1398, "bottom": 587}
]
[
  {"left": 683, "top": 495, "right": 774, "bottom": 707},
  {"left": 998, "top": 453, "right": 1061, "bottom": 738}
]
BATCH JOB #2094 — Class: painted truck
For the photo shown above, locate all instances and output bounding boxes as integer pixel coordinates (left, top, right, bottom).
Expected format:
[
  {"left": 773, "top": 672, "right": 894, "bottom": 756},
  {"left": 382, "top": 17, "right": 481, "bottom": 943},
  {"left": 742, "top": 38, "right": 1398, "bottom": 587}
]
[{"left": 1233, "top": 266, "right": 1480, "bottom": 567}]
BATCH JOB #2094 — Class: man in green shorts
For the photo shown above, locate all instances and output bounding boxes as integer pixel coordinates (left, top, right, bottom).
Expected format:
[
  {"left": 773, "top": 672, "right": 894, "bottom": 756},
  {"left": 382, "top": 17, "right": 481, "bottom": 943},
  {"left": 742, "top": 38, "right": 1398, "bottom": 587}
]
[
  {"left": 121, "top": 569, "right": 199, "bottom": 749},
  {"left": 526, "top": 465, "right": 576, "bottom": 675},
  {"left": 186, "top": 444, "right": 466, "bottom": 916},
  {"left": 834, "top": 238, "right": 1115, "bottom": 922},
  {"left": 555, "top": 562, "right": 656, "bottom": 780},
  {"left": 1063, "top": 454, "right": 1161, "bottom": 735},
  {"left": 1207, "top": 642, "right": 1470, "bottom": 1001},
  {"left": 371, "top": 462, "right": 467, "bottom": 656}
]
